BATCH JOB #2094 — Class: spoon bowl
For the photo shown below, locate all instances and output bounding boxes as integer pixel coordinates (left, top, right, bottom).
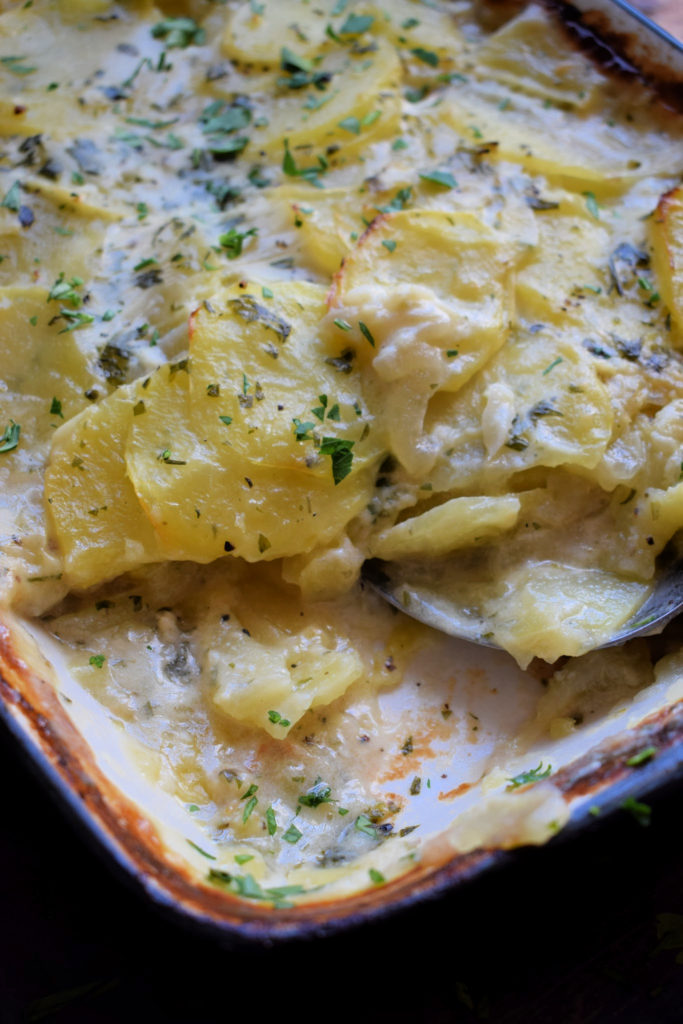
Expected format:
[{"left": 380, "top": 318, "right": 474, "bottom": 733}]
[{"left": 362, "top": 534, "right": 683, "bottom": 656}]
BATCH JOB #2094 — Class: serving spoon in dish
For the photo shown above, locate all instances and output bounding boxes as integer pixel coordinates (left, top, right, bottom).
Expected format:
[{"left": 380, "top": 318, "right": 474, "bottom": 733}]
[{"left": 362, "top": 535, "right": 683, "bottom": 653}]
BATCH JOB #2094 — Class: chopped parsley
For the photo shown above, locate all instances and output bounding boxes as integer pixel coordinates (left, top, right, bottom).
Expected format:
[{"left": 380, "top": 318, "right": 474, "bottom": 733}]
[
  {"left": 622, "top": 797, "right": 651, "bottom": 827},
  {"left": 338, "top": 116, "right": 360, "bottom": 135},
  {"left": 293, "top": 418, "right": 316, "bottom": 441},
  {"left": 282, "top": 823, "right": 303, "bottom": 844},
  {"left": 219, "top": 226, "right": 258, "bottom": 259},
  {"left": 88, "top": 654, "right": 106, "bottom": 668},
  {"left": 242, "top": 795, "right": 258, "bottom": 823},
  {"left": 48, "top": 272, "right": 84, "bottom": 307},
  {"left": 0, "top": 420, "right": 20, "bottom": 453},
  {"left": 359, "top": 321, "right": 375, "bottom": 347},
  {"left": 419, "top": 169, "right": 457, "bottom": 189},
  {"left": 626, "top": 746, "right": 656, "bottom": 767},
  {"left": 186, "top": 839, "right": 216, "bottom": 859},
  {"left": 411, "top": 46, "right": 439, "bottom": 66},
  {"left": 354, "top": 814, "right": 377, "bottom": 838},
  {"left": 151, "top": 17, "right": 205, "bottom": 48},
  {"left": 267, "top": 710, "right": 291, "bottom": 727},
  {"left": 319, "top": 436, "right": 354, "bottom": 485},
  {"left": 338, "top": 13, "right": 374, "bottom": 35},
  {"left": 0, "top": 181, "right": 21, "bottom": 211},
  {"left": 583, "top": 190, "right": 600, "bottom": 219},
  {"left": 57, "top": 310, "right": 95, "bottom": 333},
  {"left": 506, "top": 762, "right": 552, "bottom": 790},
  {"left": 298, "top": 778, "right": 332, "bottom": 807},
  {"left": 265, "top": 806, "right": 277, "bottom": 835},
  {"left": 282, "top": 138, "right": 327, "bottom": 187}
]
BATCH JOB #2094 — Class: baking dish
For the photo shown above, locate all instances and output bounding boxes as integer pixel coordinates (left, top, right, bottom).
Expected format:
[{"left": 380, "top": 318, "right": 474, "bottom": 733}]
[{"left": 1, "top": 0, "right": 683, "bottom": 943}]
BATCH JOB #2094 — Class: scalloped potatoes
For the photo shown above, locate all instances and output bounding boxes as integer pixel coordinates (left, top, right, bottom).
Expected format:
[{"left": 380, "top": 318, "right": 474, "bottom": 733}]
[{"left": 1, "top": 0, "right": 683, "bottom": 903}]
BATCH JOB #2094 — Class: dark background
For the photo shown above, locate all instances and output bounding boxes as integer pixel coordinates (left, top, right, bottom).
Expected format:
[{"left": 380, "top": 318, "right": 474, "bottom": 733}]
[{"left": 2, "top": 721, "right": 683, "bottom": 1024}]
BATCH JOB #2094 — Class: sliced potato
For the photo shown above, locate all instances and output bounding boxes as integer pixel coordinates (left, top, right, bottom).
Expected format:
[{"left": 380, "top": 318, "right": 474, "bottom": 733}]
[
  {"left": 272, "top": 185, "right": 366, "bottom": 277},
  {"left": 125, "top": 363, "right": 377, "bottom": 563},
  {"left": 188, "top": 281, "right": 383, "bottom": 478},
  {"left": 367, "top": 0, "right": 465, "bottom": 68},
  {"left": 438, "top": 77, "right": 683, "bottom": 190},
  {"left": 252, "top": 37, "right": 401, "bottom": 163},
  {"left": 476, "top": 5, "right": 606, "bottom": 110},
  {"left": 650, "top": 185, "right": 683, "bottom": 338},
  {"left": 426, "top": 324, "right": 614, "bottom": 494},
  {"left": 327, "top": 209, "right": 513, "bottom": 474},
  {"left": 45, "top": 383, "right": 165, "bottom": 590},
  {"left": 486, "top": 562, "right": 650, "bottom": 667},
  {"left": 330, "top": 209, "right": 512, "bottom": 385},
  {"left": 369, "top": 495, "right": 521, "bottom": 560},
  {"left": 222, "top": 0, "right": 339, "bottom": 67},
  {"left": 515, "top": 194, "right": 610, "bottom": 324},
  {"left": 203, "top": 614, "right": 363, "bottom": 738},
  {"left": 0, "top": 286, "right": 100, "bottom": 407}
]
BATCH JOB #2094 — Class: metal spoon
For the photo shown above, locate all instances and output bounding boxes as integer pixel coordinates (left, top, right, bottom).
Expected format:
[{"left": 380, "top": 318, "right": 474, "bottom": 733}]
[{"left": 362, "top": 535, "right": 683, "bottom": 653}]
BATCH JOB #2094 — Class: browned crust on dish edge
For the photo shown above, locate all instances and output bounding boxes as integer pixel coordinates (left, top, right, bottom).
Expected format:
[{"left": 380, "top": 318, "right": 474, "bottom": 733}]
[
  {"left": 3, "top": 607, "right": 683, "bottom": 940},
  {"left": 542, "top": 0, "right": 683, "bottom": 112}
]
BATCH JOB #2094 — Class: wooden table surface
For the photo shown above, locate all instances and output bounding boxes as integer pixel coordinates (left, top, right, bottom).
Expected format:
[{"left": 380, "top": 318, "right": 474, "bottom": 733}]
[{"left": 631, "top": 0, "right": 683, "bottom": 39}]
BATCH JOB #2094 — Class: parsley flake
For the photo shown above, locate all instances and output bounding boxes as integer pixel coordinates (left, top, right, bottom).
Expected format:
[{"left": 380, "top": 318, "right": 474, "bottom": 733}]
[
  {"left": 411, "top": 46, "right": 439, "bottom": 66},
  {"left": 282, "top": 823, "right": 303, "bottom": 844},
  {"left": 506, "top": 762, "right": 552, "bottom": 790},
  {"left": 419, "top": 169, "right": 457, "bottom": 189},
  {"left": 298, "top": 778, "right": 332, "bottom": 807},
  {"left": 359, "top": 321, "right": 375, "bottom": 347},
  {"left": 219, "top": 227, "right": 257, "bottom": 259},
  {"left": 265, "top": 806, "right": 277, "bottom": 835},
  {"left": 319, "top": 436, "right": 354, "bottom": 484},
  {"left": 626, "top": 746, "right": 656, "bottom": 767},
  {"left": 338, "top": 13, "right": 373, "bottom": 35},
  {"left": 267, "top": 710, "right": 292, "bottom": 727},
  {"left": 151, "top": 17, "right": 205, "bottom": 48}
]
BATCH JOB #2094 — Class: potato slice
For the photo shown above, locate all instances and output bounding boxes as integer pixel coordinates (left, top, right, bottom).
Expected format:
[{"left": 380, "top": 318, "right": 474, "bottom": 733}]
[
  {"left": 251, "top": 37, "right": 401, "bottom": 163},
  {"left": 486, "top": 562, "right": 650, "bottom": 667},
  {"left": 330, "top": 209, "right": 512, "bottom": 384},
  {"left": 0, "top": 286, "right": 99, "bottom": 406},
  {"left": 189, "top": 281, "right": 382, "bottom": 479},
  {"left": 328, "top": 209, "right": 513, "bottom": 475},
  {"left": 370, "top": 495, "right": 521, "bottom": 561},
  {"left": 366, "top": 0, "right": 464, "bottom": 67},
  {"left": 125, "top": 363, "right": 376, "bottom": 563},
  {"left": 425, "top": 324, "right": 614, "bottom": 494},
  {"left": 438, "top": 78, "right": 683, "bottom": 190},
  {"left": 271, "top": 185, "right": 367, "bottom": 278},
  {"left": 476, "top": 5, "right": 606, "bottom": 111},
  {"left": 203, "top": 614, "right": 363, "bottom": 739},
  {"left": 0, "top": 286, "right": 110, "bottom": 605},
  {"left": 45, "top": 382, "right": 165, "bottom": 590},
  {"left": 650, "top": 185, "right": 683, "bottom": 338},
  {"left": 222, "top": 0, "right": 339, "bottom": 67},
  {"left": 515, "top": 194, "right": 610, "bottom": 324}
]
